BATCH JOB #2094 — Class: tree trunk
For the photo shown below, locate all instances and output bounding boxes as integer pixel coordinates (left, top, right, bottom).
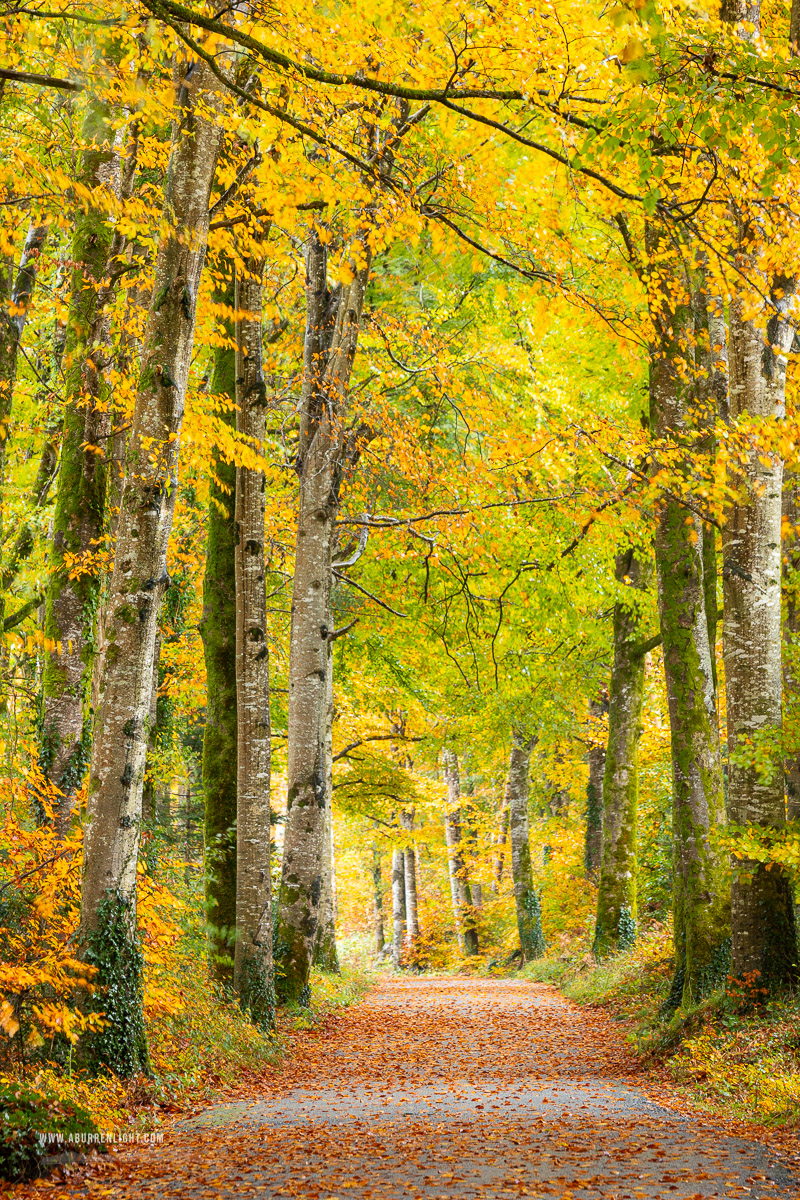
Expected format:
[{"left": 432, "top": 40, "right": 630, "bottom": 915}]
[
  {"left": 391, "top": 847, "right": 405, "bottom": 968},
  {"left": 314, "top": 611, "right": 339, "bottom": 971},
  {"left": 401, "top": 810, "right": 420, "bottom": 944},
  {"left": 507, "top": 732, "right": 543, "bottom": 961},
  {"left": 593, "top": 551, "right": 648, "bottom": 958},
  {"left": 723, "top": 294, "right": 798, "bottom": 991},
  {"left": 491, "top": 783, "right": 510, "bottom": 894},
  {"left": 371, "top": 843, "right": 385, "bottom": 955},
  {"left": 201, "top": 274, "right": 237, "bottom": 986},
  {"left": 783, "top": 474, "right": 800, "bottom": 822},
  {"left": 276, "top": 227, "right": 371, "bottom": 1004},
  {"left": 0, "top": 218, "right": 49, "bottom": 576},
  {"left": 233, "top": 246, "right": 274, "bottom": 1026},
  {"left": 720, "top": 0, "right": 799, "bottom": 998},
  {"left": 40, "top": 103, "right": 122, "bottom": 828},
  {"left": 79, "top": 58, "right": 222, "bottom": 1077},
  {"left": 442, "top": 749, "right": 479, "bottom": 955},
  {"left": 647, "top": 228, "right": 731, "bottom": 1009},
  {"left": 585, "top": 693, "right": 607, "bottom": 880}
]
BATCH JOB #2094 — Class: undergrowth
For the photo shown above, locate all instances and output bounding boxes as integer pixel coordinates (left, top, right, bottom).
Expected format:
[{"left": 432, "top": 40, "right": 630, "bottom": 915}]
[{"left": 520, "top": 922, "right": 800, "bottom": 1128}]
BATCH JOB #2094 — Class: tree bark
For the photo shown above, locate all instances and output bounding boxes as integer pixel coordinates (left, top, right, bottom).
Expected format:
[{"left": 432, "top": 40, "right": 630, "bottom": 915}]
[
  {"left": 724, "top": 293, "right": 798, "bottom": 990},
  {"left": 275, "top": 227, "right": 371, "bottom": 1004},
  {"left": 585, "top": 693, "right": 607, "bottom": 880},
  {"left": 233, "top": 244, "right": 274, "bottom": 1025},
  {"left": 507, "top": 732, "right": 543, "bottom": 961},
  {"left": 442, "top": 749, "right": 479, "bottom": 955},
  {"left": 783, "top": 475, "right": 800, "bottom": 822},
  {"left": 593, "top": 551, "right": 648, "bottom": 958},
  {"left": 371, "top": 842, "right": 385, "bottom": 955},
  {"left": 40, "top": 102, "right": 122, "bottom": 828},
  {"left": 200, "top": 274, "right": 237, "bottom": 985},
  {"left": 647, "top": 227, "right": 731, "bottom": 1008},
  {"left": 391, "top": 847, "right": 405, "bottom": 968},
  {"left": 79, "top": 57, "right": 222, "bottom": 1076},
  {"left": 313, "top": 612, "right": 339, "bottom": 971},
  {"left": 491, "top": 783, "right": 510, "bottom": 893},
  {"left": 401, "top": 809, "right": 420, "bottom": 945}
]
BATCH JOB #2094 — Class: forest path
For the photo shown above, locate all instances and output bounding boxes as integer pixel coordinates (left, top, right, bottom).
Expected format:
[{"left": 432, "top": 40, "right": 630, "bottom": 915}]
[{"left": 76, "top": 978, "right": 798, "bottom": 1199}]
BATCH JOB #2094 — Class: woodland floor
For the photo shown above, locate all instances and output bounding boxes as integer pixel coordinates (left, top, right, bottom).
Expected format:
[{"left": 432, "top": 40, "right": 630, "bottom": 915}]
[{"left": 30, "top": 978, "right": 800, "bottom": 1200}]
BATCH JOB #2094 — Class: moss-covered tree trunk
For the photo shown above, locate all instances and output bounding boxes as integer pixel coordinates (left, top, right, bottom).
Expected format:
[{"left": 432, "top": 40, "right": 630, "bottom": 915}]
[
  {"left": 79, "top": 58, "right": 222, "bottom": 1077},
  {"left": 585, "top": 693, "right": 607, "bottom": 880},
  {"left": 593, "top": 551, "right": 648, "bottom": 958},
  {"left": 233, "top": 245, "right": 274, "bottom": 1025},
  {"left": 507, "top": 732, "right": 543, "bottom": 961},
  {"left": 200, "top": 275, "right": 237, "bottom": 985},
  {"left": 40, "top": 102, "right": 122, "bottom": 829},
  {"left": 442, "top": 749, "right": 479, "bottom": 955},
  {"left": 647, "top": 228, "right": 731, "bottom": 1009},
  {"left": 275, "top": 228, "right": 370, "bottom": 1004},
  {"left": 723, "top": 293, "right": 798, "bottom": 991},
  {"left": 783, "top": 474, "right": 800, "bottom": 822}
]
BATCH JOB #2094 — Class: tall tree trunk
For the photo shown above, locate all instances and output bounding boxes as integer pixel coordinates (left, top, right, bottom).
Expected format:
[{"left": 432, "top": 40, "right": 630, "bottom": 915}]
[
  {"left": 276, "top": 227, "right": 371, "bottom": 1004},
  {"left": 40, "top": 103, "right": 123, "bottom": 828},
  {"left": 442, "top": 749, "right": 479, "bottom": 956},
  {"left": 783, "top": 475, "right": 800, "bottom": 822},
  {"left": 720, "top": 0, "right": 798, "bottom": 998},
  {"left": 233, "top": 244, "right": 274, "bottom": 1026},
  {"left": 507, "top": 732, "right": 543, "bottom": 961},
  {"left": 584, "top": 693, "right": 606, "bottom": 880},
  {"left": 401, "top": 809, "right": 420, "bottom": 945},
  {"left": 0, "top": 218, "right": 49, "bottom": 605},
  {"left": 314, "top": 613, "right": 339, "bottom": 971},
  {"left": 491, "top": 781, "right": 510, "bottom": 894},
  {"left": 723, "top": 294, "right": 798, "bottom": 990},
  {"left": 201, "top": 274, "right": 237, "bottom": 985},
  {"left": 647, "top": 227, "right": 731, "bottom": 1009},
  {"left": 593, "top": 551, "right": 648, "bottom": 958},
  {"left": 371, "top": 842, "right": 385, "bottom": 955},
  {"left": 391, "top": 847, "right": 405, "bottom": 969},
  {"left": 79, "top": 58, "right": 222, "bottom": 1077}
]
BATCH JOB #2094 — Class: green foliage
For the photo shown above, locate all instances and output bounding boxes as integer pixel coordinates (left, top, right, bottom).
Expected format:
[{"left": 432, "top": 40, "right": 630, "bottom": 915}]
[
  {"left": 0, "top": 1079, "right": 102, "bottom": 1182},
  {"left": 82, "top": 892, "right": 150, "bottom": 1079}
]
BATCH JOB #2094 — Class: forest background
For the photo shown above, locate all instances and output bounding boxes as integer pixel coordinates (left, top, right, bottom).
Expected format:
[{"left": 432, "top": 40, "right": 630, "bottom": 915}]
[{"left": 0, "top": 0, "right": 799, "bottom": 1177}]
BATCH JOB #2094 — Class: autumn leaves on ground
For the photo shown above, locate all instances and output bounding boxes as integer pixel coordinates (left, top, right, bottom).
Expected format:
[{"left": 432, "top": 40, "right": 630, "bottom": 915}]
[{"left": 12, "top": 976, "right": 798, "bottom": 1200}]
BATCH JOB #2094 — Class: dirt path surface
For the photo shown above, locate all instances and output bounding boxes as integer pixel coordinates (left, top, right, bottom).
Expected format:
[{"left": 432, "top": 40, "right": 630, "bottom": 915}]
[{"left": 62, "top": 978, "right": 799, "bottom": 1199}]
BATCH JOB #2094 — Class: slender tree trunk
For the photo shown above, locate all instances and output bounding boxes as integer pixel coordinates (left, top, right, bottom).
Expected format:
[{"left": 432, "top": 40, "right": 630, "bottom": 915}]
[
  {"left": 585, "top": 693, "right": 607, "bottom": 880},
  {"left": 492, "top": 783, "right": 510, "bottom": 894},
  {"left": 647, "top": 229, "right": 731, "bottom": 1008},
  {"left": 594, "top": 551, "right": 648, "bottom": 958},
  {"left": 443, "top": 749, "right": 479, "bottom": 955},
  {"left": 314, "top": 611, "right": 339, "bottom": 971},
  {"left": 401, "top": 809, "right": 420, "bottom": 944},
  {"left": 371, "top": 843, "right": 385, "bottom": 954},
  {"left": 723, "top": 294, "right": 798, "bottom": 991},
  {"left": 276, "top": 228, "right": 371, "bottom": 1004},
  {"left": 233, "top": 245, "right": 274, "bottom": 1025},
  {"left": 391, "top": 847, "right": 405, "bottom": 968},
  {"left": 0, "top": 218, "right": 49, "bottom": 583},
  {"left": 201, "top": 274, "right": 237, "bottom": 985},
  {"left": 79, "top": 58, "right": 222, "bottom": 1076},
  {"left": 507, "top": 732, "right": 543, "bottom": 961}
]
